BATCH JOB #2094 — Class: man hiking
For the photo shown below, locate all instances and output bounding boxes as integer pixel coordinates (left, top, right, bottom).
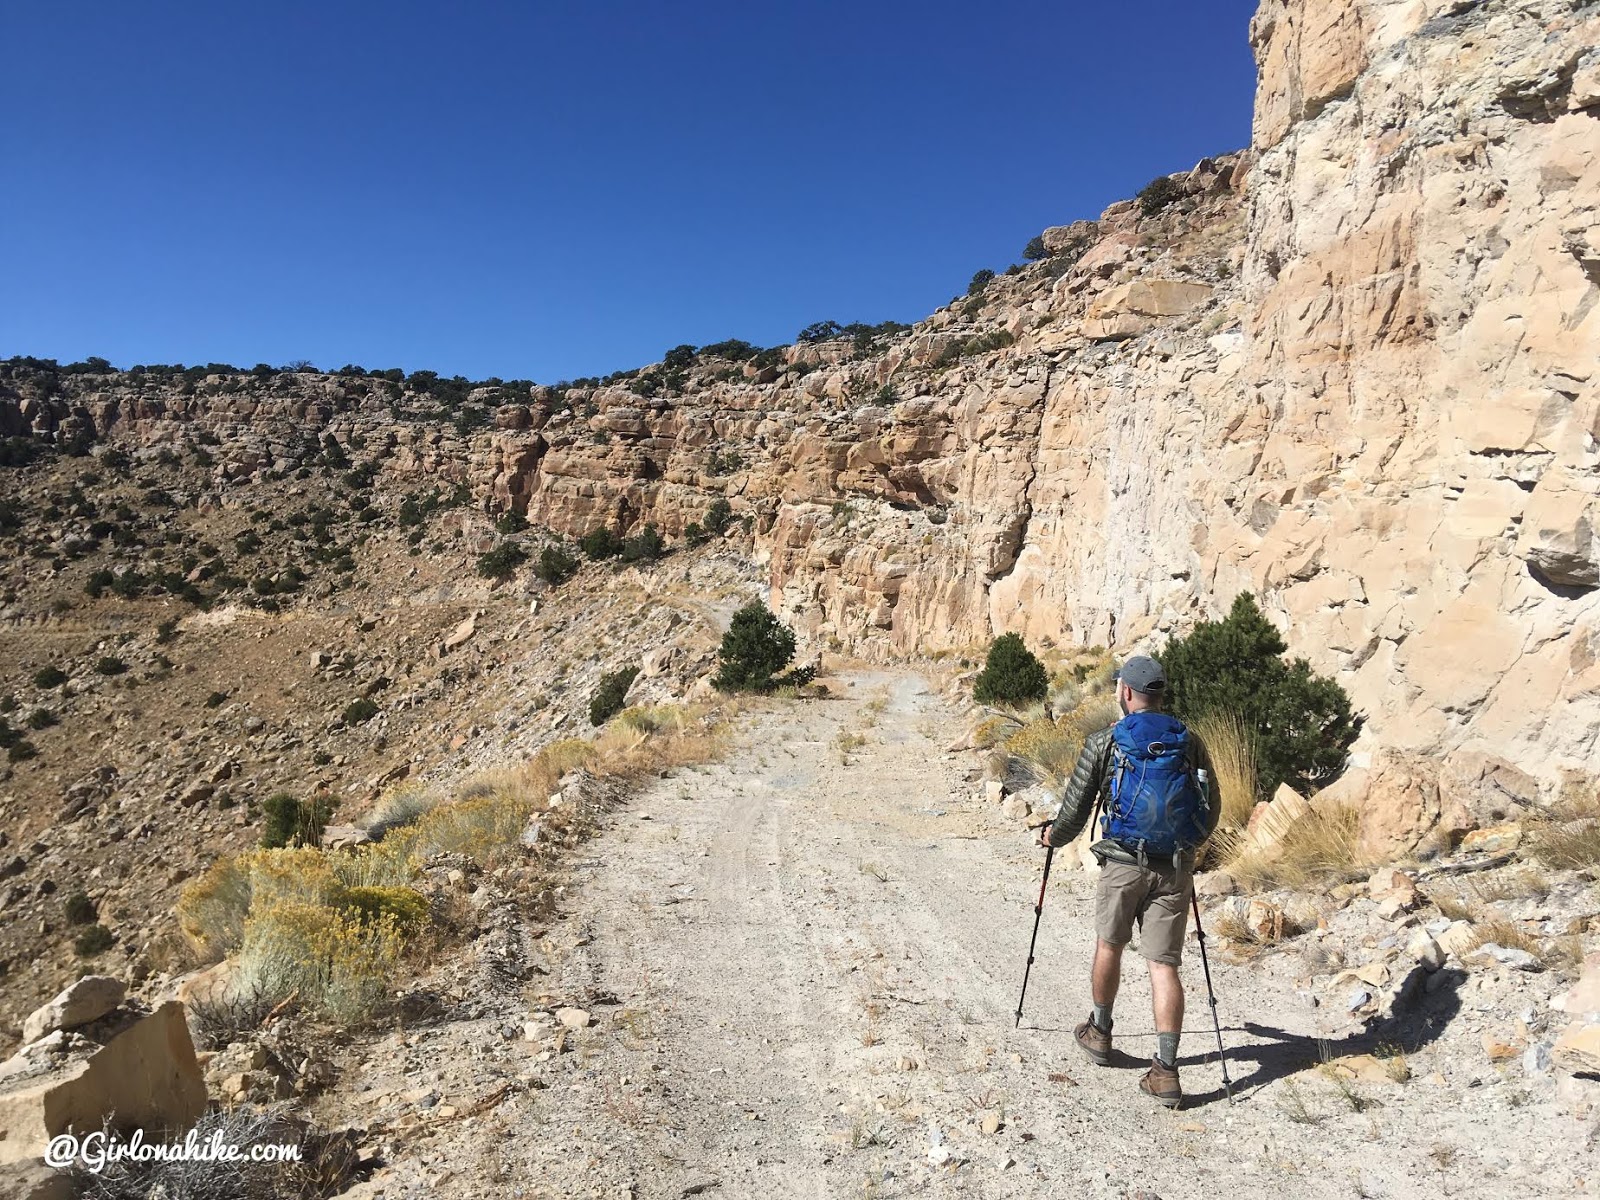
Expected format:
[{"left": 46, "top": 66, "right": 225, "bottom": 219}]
[{"left": 1036, "top": 655, "right": 1217, "bottom": 1107}]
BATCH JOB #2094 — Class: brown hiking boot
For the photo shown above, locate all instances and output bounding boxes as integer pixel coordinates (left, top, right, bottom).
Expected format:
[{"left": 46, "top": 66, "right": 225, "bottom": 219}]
[
  {"left": 1140, "top": 1057, "right": 1182, "bottom": 1107},
  {"left": 1074, "top": 1018, "right": 1112, "bottom": 1066}
]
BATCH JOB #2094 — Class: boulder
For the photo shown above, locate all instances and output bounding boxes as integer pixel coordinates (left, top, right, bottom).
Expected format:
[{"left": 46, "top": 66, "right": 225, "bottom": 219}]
[
  {"left": 1405, "top": 930, "right": 1445, "bottom": 972},
  {"left": 1246, "top": 898, "right": 1284, "bottom": 941},
  {"left": 1553, "top": 1020, "right": 1600, "bottom": 1074},
  {"left": 1469, "top": 943, "right": 1541, "bottom": 972},
  {"left": 0, "top": 1163, "right": 76, "bottom": 1200},
  {"left": 1518, "top": 466, "right": 1599, "bottom": 589},
  {"left": 1246, "top": 783, "right": 1311, "bottom": 852},
  {"left": 1040, "top": 219, "right": 1099, "bottom": 257},
  {"left": 0, "top": 1002, "right": 206, "bottom": 1166},
  {"left": 639, "top": 645, "right": 681, "bottom": 679},
  {"left": 1437, "top": 752, "right": 1540, "bottom": 828},
  {"left": 1367, "top": 867, "right": 1419, "bottom": 918},
  {"left": 1552, "top": 953, "right": 1600, "bottom": 1017},
  {"left": 438, "top": 612, "right": 479, "bottom": 656},
  {"left": 1458, "top": 823, "right": 1523, "bottom": 855},
  {"left": 174, "top": 961, "right": 237, "bottom": 1011},
  {"left": 21, "top": 976, "right": 125, "bottom": 1044},
  {"left": 1482, "top": 1032, "right": 1525, "bottom": 1063},
  {"left": 1436, "top": 920, "right": 1478, "bottom": 958},
  {"left": 555, "top": 1007, "right": 592, "bottom": 1030},
  {"left": 321, "top": 823, "right": 371, "bottom": 850},
  {"left": 1557, "top": 1073, "right": 1600, "bottom": 1119},
  {"left": 1322, "top": 1054, "right": 1405, "bottom": 1085},
  {"left": 1356, "top": 752, "right": 1466, "bottom": 862}
]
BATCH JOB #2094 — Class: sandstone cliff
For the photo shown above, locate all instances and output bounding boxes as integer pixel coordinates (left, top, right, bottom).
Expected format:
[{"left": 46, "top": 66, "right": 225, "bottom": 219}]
[{"left": 3, "top": 0, "right": 1596, "bottom": 802}]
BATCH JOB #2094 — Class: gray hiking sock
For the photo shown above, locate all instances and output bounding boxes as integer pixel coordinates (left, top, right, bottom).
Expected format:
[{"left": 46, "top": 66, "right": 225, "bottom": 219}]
[
  {"left": 1091, "top": 1003, "right": 1114, "bottom": 1033},
  {"left": 1157, "top": 1032, "right": 1180, "bottom": 1068}
]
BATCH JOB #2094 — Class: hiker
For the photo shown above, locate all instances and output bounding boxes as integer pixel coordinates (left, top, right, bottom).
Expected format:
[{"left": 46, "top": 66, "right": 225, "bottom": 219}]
[{"left": 1036, "top": 654, "right": 1218, "bottom": 1107}]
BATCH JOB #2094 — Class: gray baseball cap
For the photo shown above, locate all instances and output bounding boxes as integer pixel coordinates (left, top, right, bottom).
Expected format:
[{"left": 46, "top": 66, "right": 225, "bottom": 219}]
[{"left": 1117, "top": 655, "right": 1167, "bottom": 695}]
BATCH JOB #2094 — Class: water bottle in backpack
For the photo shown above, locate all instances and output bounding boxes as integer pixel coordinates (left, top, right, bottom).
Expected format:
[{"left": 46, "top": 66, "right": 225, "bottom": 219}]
[{"left": 1102, "top": 711, "right": 1208, "bottom": 858}]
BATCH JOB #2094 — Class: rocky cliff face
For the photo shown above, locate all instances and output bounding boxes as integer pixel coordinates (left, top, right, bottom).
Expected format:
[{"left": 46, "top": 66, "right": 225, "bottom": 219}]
[
  {"left": 4, "top": 0, "right": 1596, "bottom": 798},
  {"left": 780, "top": 0, "right": 1600, "bottom": 797}
]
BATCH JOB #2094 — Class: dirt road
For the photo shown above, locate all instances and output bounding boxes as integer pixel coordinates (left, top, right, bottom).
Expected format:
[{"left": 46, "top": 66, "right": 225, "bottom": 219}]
[{"left": 354, "top": 670, "right": 1575, "bottom": 1199}]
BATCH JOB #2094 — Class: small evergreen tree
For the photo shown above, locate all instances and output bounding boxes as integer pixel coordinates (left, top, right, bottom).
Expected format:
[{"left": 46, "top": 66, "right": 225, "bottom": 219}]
[
  {"left": 968, "top": 268, "right": 996, "bottom": 297},
  {"left": 476, "top": 543, "right": 528, "bottom": 581},
  {"left": 63, "top": 891, "right": 97, "bottom": 925},
  {"left": 1023, "top": 235, "right": 1049, "bottom": 261},
  {"left": 494, "top": 510, "right": 529, "bottom": 534},
  {"left": 536, "top": 544, "right": 579, "bottom": 585},
  {"left": 972, "top": 633, "right": 1048, "bottom": 706},
  {"left": 580, "top": 527, "right": 625, "bottom": 560},
  {"left": 342, "top": 698, "right": 379, "bottom": 725},
  {"left": 260, "top": 792, "right": 333, "bottom": 848},
  {"left": 1161, "top": 592, "right": 1360, "bottom": 798},
  {"left": 621, "top": 525, "right": 665, "bottom": 562},
  {"left": 714, "top": 602, "right": 797, "bottom": 692},
  {"left": 74, "top": 924, "right": 114, "bottom": 957},
  {"left": 32, "top": 665, "right": 67, "bottom": 688},
  {"left": 1136, "top": 174, "right": 1185, "bottom": 217},
  {"left": 798, "top": 320, "right": 844, "bottom": 343},
  {"left": 704, "top": 498, "right": 733, "bottom": 536},
  {"left": 589, "top": 666, "right": 639, "bottom": 725}
]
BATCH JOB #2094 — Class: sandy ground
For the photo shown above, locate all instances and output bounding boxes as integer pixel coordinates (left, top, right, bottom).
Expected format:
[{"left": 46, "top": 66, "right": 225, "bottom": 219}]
[{"left": 339, "top": 670, "right": 1590, "bottom": 1200}]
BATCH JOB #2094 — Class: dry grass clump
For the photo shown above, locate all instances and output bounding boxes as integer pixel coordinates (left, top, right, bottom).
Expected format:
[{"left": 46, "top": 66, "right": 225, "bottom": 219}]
[
  {"left": 70, "top": 1107, "right": 364, "bottom": 1200},
  {"left": 1467, "top": 912, "right": 1545, "bottom": 959},
  {"left": 1060, "top": 695, "right": 1119, "bottom": 739},
  {"left": 361, "top": 786, "right": 437, "bottom": 840},
  {"left": 179, "top": 700, "right": 730, "bottom": 1026},
  {"left": 1469, "top": 865, "right": 1551, "bottom": 903},
  {"left": 1526, "top": 777, "right": 1600, "bottom": 869},
  {"left": 970, "top": 715, "right": 1015, "bottom": 750},
  {"left": 616, "top": 704, "right": 693, "bottom": 737},
  {"left": 178, "top": 856, "right": 254, "bottom": 961},
  {"left": 1001, "top": 694, "right": 1121, "bottom": 792},
  {"left": 342, "top": 885, "right": 430, "bottom": 932},
  {"left": 247, "top": 848, "right": 345, "bottom": 908},
  {"left": 1221, "top": 802, "right": 1365, "bottom": 892},
  {"left": 178, "top": 849, "right": 344, "bottom": 962},
  {"left": 1210, "top": 907, "right": 1253, "bottom": 944},
  {"left": 1529, "top": 821, "right": 1600, "bottom": 870},
  {"left": 1429, "top": 885, "right": 1576, "bottom": 970},
  {"left": 1004, "top": 717, "right": 1082, "bottom": 791},
  {"left": 186, "top": 980, "right": 278, "bottom": 1050},
  {"left": 398, "top": 789, "right": 535, "bottom": 866},
  {"left": 1188, "top": 710, "right": 1259, "bottom": 831},
  {"left": 1428, "top": 886, "right": 1475, "bottom": 923},
  {"left": 1190, "top": 709, "right": 1364, "bottom": 889}
]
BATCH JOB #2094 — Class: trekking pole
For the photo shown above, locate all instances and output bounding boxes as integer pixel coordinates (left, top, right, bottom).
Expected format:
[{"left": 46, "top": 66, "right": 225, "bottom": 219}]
[
  {"left": 1190, "top": 892, "right": 1234, "bottom": 1103},
  {"left": 1014, "top": 845, "right": 1055, "bottom": 1028}
]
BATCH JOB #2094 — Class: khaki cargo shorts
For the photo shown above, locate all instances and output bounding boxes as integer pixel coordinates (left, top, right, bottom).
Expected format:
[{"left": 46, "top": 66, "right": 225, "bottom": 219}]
[{"left": 1095, "top": 857, "right": 1193, "bottom": 966}]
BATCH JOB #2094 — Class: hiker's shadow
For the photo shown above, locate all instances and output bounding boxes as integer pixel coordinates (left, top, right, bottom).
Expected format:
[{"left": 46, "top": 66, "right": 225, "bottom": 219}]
[{"left": 1178, "top": 967, "right": 1468, "bottom": 1107}]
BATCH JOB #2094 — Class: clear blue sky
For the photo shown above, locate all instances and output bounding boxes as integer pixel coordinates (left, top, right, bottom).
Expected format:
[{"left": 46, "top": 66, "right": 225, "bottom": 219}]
[{"left": 1, "top": 1, "right": 1259, "bottom": 383}]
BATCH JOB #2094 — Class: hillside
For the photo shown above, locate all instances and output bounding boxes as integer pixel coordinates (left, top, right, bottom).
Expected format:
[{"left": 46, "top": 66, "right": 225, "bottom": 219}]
[{"left": 8, "top": 1, "right": 1599, "bottom": 802}]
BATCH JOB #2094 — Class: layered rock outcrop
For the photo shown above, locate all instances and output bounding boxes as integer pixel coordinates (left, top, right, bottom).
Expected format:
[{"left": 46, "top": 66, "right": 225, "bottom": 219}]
[{"left": 2, "top": 0, "right": 1596, "bottom": 796}]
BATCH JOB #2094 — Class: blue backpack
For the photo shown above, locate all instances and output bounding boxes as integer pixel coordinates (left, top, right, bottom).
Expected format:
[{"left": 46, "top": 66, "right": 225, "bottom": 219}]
[{"left": 1101, "top": 712, "right": 1208, "bottom": 856}]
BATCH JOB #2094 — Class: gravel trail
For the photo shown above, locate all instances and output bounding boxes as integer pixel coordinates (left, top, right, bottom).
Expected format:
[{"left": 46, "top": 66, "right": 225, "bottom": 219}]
[{"left": 361, "top": 670, "right": 1582, "bottom": 1199}]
